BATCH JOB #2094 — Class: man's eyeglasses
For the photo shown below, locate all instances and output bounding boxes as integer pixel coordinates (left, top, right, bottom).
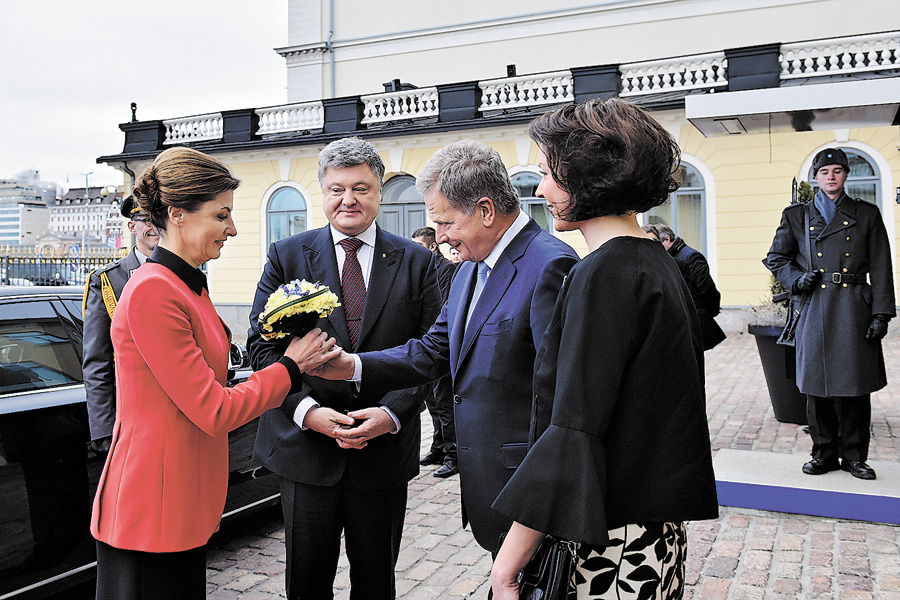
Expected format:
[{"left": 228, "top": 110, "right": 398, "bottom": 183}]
[{"left": 131, "top": 215, "right": 152, "bottom": 223}]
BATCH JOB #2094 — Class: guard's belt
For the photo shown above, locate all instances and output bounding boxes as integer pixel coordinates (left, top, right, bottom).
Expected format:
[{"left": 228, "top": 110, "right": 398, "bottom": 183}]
[{"left": 830, "top": 272, "right": 866, "bottom": 284}]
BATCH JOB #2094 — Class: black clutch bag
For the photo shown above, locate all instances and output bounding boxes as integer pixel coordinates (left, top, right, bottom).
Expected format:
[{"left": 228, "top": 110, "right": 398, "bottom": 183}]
[{"left": 518, "top": 536, "right": 578, "bottom": 600}]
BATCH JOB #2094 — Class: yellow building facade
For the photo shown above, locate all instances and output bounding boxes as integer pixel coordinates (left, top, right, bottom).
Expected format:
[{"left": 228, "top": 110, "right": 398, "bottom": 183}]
[{"left": 100, "top": 7, "right": 900, "bottom": 331}]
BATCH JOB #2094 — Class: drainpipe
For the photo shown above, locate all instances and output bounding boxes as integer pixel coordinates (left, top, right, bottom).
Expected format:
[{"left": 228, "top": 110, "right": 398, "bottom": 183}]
[
  {"left": 327, "top": 0, "right": 335, "bottom": 98},
  {"left": 120, "top": 161, "right": 137, "bottom": 250},
  {"left": 120, "top": 161, "right": 136, "bottom": 192}
]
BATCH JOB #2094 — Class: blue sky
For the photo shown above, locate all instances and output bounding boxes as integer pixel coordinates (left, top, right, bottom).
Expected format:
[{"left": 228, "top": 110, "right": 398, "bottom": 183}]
[{"left": 1, "top": 0, "right": 287, "bottom": 190}]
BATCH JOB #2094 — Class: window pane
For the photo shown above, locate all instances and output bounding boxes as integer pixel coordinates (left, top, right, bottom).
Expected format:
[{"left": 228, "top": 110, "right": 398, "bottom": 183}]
[
  {"left": 512, "top": 172, "right": 541, "bottom": 198},
  {"left": 288, "top": 213, "right": 306, "bottom": 236},
  {"left": 646, "top": 203, "right": 672, "bottom": 226},
  {"left": 845, "top": 183, "right": 878, "bottom": 205},
  {"left": 680, "top": 165, "right": 702, "bottom": 189},
  {"left": 382, "top": 176, "right": 422, "bottom": 205},
  {"left": 269, "top": 188, "right": 305, "bottom": 211},
  {"left": 676, "top": 193, "right": 703, "bottom": 251},
  {"left": 268, "top": 214, "right": 286, "bottom": 246},
  {"left": 0, "top": 306, "right": 81, "bottom": 394},
  {"left": 524, "top": 200, "right": 551, "bottom": 232},
  {"left": 847, "top": 151, "right": 875, "bottom": 178}
]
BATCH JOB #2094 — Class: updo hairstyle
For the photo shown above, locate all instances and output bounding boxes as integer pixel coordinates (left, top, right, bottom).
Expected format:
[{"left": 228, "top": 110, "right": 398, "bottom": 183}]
[
  {"left": 528, "top": 97, "right": 681, "bottom": 221},
  {"left": 132, "top": 147, "right": 240, "bottom": 232}
]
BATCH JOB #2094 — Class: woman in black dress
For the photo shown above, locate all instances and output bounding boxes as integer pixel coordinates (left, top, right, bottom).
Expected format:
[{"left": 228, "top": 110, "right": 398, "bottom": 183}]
[{"left": 490, "top": 98, "right": 718, "bottom": 599}]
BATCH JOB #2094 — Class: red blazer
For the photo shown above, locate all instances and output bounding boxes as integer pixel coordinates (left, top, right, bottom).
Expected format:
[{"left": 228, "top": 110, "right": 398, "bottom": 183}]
[{"left": 91, "top": 263, "right": 291, "bottom": 552}]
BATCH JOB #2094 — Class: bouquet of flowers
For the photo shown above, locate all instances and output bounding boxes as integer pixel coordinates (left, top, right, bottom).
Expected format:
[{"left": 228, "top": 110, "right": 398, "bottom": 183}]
[{"left": 257, "top": 279, "right": 340, "bottom": 341}]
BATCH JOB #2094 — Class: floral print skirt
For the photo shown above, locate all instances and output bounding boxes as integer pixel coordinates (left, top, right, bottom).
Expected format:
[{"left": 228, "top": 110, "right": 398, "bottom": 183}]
[{"left": 568, "top": 522, "right": 685, "bottom": 600}]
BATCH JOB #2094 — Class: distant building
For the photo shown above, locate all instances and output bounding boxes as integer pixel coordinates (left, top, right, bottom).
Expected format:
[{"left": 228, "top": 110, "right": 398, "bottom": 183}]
[
  {"left": 0, "top": 179, "right": 51, "bottom": 246},
  {"left": 48, "top": 187, "right": 124, "bottom": 249}
]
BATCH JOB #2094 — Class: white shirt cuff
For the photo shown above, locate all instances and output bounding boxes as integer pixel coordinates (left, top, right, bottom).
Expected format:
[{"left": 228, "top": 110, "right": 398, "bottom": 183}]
[
  {"left": 292, "top": 397, "right": 320, "bottom": 429},
  {"left": 380, "top": 406, "right": 401, "bottom": 434},
  {"left": 351, "top": 354, "right": 362, "bottom": 381}
]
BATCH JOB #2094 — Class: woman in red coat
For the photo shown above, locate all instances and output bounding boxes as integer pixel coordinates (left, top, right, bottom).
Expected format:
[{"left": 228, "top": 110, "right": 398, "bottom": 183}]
[{"left": 91, "top": 147, "right": 339, "bottom": 600}]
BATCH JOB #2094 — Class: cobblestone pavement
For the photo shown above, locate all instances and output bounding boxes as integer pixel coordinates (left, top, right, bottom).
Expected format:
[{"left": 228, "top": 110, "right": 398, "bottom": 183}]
[{"left": 206, "top": 333, "right": 900, "bottom": 599}]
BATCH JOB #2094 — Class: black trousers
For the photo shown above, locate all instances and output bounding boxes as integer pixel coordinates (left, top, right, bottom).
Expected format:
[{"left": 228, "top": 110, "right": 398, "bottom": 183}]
[
  {"left": 425, "top": 375, "right": 457, "bottom": 459},
  {"left": 807, "top": 394, "right": 871, "bottom": 463},
  {"left": 280, "top": 474, "right": 407, "bottom": 600},
  {"left": 95, "top": 540, "right": 206, "bottom": 600}
]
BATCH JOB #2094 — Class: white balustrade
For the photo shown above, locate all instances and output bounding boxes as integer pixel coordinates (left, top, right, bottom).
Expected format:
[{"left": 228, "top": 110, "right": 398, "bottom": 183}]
[
  {"left": 479, "top": 72, "right": 573, "bottom": 112},
  {"left": 620, "top": 53, "right": 728, "bottom": 96},
  {"left": 781, "top": 31, "right": 900, "bottom": 79},
  {"left": 256, "top": 102, "right": 325, "bottom": 134},
  {"left": 361, "top": 88, "right": 439, "bottom": 125},
  {"left": 162, "top": 113, "right": 223, "bottom": 145}
]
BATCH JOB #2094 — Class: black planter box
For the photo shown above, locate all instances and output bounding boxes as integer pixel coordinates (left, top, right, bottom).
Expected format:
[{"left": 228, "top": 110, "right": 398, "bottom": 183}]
[{"left": 748, "top": 325, "right": 808, "bottom": 425}]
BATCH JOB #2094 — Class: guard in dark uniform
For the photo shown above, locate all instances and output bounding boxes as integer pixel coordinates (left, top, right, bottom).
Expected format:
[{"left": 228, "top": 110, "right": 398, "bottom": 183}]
[
  {"left": 82, "top": 196, "right": 159, "bottom": 454},
  {"left": 765, "top": 148, "right": 894, "bottom": 480}
]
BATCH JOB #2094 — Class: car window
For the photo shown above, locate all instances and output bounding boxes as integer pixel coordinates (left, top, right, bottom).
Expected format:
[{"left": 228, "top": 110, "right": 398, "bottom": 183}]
[{"left": 0, "top": 300, "right": 82, "bottom": 395}]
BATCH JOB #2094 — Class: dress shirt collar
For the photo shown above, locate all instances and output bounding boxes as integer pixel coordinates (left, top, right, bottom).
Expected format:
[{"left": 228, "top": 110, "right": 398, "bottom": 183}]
[
  {"left": 330, "top": 221, "right": 377, "bottom": 250},
  {"left": 148, "top": 246, "right": 208, "bottom": 296},
  {"left": 135, "top": 248, "right": 150, "bottom": 265},
  {"left": 481, "top": 209, "right": 529, "bottom": 271}
]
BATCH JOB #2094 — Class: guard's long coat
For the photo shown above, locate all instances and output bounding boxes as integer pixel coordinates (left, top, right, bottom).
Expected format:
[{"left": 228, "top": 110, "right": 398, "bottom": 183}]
[{"left": 764, "top": 195, "right": 895, "bottom": 397}]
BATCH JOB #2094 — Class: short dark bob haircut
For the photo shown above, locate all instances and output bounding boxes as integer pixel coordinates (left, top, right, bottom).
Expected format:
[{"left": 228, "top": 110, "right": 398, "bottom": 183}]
[{"left": 528, "top": 97, "right": 681, "bottom": 221}]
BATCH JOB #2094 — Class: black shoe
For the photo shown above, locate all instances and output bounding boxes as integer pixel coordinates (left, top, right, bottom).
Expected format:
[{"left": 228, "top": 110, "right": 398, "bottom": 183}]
[
  {"left": 420, "top": 450, "right": 445, "bottom": 466},
  {"left": 434, "top": 459, "right": 459, "bottom": 478},
  {"left": 841, "top": 460, "right": 876, "bottom": 480},
  {"left": 802, "top": 458, "right": 839, "bottom": 475}
]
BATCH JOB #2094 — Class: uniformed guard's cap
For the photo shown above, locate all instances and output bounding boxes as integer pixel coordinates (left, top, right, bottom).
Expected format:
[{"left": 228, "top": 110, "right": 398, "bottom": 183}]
[
  {"left": 120, "top": 195, "right": 144, "bottom": 219},
  {"left": 811, "top": 148, "right": 850, "bottom": 174}
]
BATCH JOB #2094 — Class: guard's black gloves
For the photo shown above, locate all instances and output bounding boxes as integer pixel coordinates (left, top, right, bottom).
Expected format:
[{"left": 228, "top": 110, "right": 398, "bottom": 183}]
[
  {"left": 90, "top": 436, "right": 112, "bottom": 456},
  {"left": 792, "top": 271, "right": 820, "bottom": 294},
  {"left": 865, "top": 315, "right": 890, "bottom": 341}
]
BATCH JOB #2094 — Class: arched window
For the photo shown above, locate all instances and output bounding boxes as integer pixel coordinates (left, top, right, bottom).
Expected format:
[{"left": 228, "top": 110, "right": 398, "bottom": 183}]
[
  {"left": 511, "top": 172, "right": 551, "bottom": 232},
  {"left": 267, "top": 186, "right": 307, "bottom": 247},
  {"left": 378, "top": 175, "right": 425, "bottom": 238},
  {"left": 646, "top": 163, "right": 706, "bottom": 254},
  {"left": 807, "top": 148, "right": 880, "bottom": 207}
]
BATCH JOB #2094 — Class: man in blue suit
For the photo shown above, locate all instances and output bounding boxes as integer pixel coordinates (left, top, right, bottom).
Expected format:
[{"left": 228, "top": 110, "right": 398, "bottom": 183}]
[
  {"left": 248, "top": 137, "right": 442, "bottom": 599},
  {"left": 313, "top": 139, "right": 578, "bottom": 554}
]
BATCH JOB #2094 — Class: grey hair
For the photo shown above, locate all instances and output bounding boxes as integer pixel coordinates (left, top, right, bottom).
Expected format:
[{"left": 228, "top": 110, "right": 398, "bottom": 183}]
[
  {"left": 655, "top": 224, "right": 676, "bottom": 242},
  {"left": 317, "top": 137, "right": 385, "bottom": 184},
  {"left": 415, "top": 139, "right": 519, "bottom": 216}
]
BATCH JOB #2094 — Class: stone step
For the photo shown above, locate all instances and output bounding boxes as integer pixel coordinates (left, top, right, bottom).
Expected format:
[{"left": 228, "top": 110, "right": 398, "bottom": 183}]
[{"left": 713, "top": 449, "right": 900, "bottom": 525}]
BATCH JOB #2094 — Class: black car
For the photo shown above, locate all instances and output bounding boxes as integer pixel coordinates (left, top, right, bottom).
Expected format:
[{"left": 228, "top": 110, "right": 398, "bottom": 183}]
[{"left": 0, "top": 287, "right": 278, "bottom": 599}]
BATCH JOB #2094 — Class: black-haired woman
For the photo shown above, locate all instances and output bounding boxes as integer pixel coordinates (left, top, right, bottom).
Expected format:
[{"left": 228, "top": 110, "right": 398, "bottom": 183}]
[{"left": 490, "top": 98, "right": 718, "bottom": 600}]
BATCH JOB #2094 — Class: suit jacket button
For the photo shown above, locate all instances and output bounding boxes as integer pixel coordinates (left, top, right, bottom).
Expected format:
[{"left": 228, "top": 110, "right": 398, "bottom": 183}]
[
  {"left": 843, "top": 221, "right": 849, "bottom": 225},
  {"left": 821, "top": 284, "right": 827, "bottom": 289},
  {"left": 453, "top": 394, "right": 462, "bottom": 404}
]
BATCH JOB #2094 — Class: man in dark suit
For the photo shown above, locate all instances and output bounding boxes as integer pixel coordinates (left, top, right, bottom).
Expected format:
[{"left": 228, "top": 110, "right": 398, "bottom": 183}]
[
  {"left": 82, "top": 195, "right": 158, "bottom": 454},
  {"left": 248, "top": 137, "right": 442, "bottom": 600},
  {"left": 765, "top": 147, "right": 894, "bottom": 480},
  {"left": 411, "top": 226, "right": 458, "bottom": 478},
  {"left": 313, "top": 139, "right": 578, "bottom": 554},
  {"left": 649, "top": 223, "right": 726, "bottom": 351}
]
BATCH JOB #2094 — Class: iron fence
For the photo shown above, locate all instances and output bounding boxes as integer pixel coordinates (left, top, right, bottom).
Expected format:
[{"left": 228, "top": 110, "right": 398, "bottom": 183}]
[{"left": 0, "top": 247, "right": 128, "bottom": 287}]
